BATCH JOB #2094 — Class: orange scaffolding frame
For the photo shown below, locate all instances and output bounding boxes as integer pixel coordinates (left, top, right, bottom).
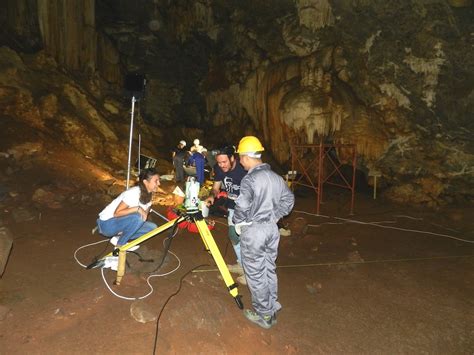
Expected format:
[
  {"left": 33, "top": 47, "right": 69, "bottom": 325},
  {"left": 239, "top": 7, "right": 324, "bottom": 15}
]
[{"left": 290, "top": 141, "right": 357, "bottom": 215}]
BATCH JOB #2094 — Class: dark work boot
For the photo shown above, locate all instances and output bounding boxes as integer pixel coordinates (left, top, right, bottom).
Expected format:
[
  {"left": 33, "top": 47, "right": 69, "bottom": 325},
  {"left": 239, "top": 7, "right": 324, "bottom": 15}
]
[{"left": 243, "top": 309, "right": 272, "bottom": 329}]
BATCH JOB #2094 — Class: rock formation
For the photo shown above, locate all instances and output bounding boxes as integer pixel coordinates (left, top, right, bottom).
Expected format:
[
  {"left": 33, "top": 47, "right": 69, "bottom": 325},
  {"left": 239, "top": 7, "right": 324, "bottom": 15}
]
[{"left": 0, "top": 0, "right": 472, "bottom": 206}]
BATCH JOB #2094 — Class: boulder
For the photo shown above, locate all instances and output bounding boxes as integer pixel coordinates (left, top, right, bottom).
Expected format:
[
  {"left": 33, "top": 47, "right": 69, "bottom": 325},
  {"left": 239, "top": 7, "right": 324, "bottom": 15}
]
[{"left": 0, "top": 227, "right": 13, "bottom": 276}]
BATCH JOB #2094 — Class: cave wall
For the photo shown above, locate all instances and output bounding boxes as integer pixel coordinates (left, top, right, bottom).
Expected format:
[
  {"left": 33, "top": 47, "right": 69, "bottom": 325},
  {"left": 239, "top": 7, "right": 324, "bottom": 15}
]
[
  {"left": 0, "top": 0, "right": 473, "bottom": 206},
  {"left": 158, "top": 0, "right": 474, "bottom": 206},
  {"left": 1, "top": 0, "right": 122, "bottom": 84},
  {"left": 37, "top": 0, "right": 96, "bottom": 74},
  {"left": 1, "top": 0, "right": 43, "bottom": 51}
]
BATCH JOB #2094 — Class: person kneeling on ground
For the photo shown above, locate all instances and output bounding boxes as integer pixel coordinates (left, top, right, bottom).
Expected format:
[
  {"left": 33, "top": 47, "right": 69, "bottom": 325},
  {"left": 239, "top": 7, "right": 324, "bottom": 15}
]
[
  {"left": 96, "top": 168, "right": 161, "bottom": 250},
  {"left": 205, "top": 145, "right": 247, "bottom": 283}
]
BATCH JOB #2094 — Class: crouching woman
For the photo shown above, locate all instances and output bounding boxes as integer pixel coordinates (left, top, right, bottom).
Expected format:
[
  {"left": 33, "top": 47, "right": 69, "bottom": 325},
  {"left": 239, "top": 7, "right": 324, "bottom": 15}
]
[{"left": 96, "top": 168, "right": 160, "bottom": 248}]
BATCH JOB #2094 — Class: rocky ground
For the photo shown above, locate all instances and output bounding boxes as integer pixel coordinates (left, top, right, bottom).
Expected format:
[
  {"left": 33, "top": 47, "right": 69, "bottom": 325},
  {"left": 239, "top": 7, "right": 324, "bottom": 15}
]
[{"left": 0, "top": 140, "right": 473, "bottom": 354}]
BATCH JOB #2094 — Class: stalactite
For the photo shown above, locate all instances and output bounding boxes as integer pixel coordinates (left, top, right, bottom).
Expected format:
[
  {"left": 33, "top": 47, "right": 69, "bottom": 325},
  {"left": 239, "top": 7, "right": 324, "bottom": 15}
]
[
  {"left": 295, "top": 0, "right": 335, "bottom": 32},
  {"left": 335, "top": 106, "right": 389, "bottom": 165}
]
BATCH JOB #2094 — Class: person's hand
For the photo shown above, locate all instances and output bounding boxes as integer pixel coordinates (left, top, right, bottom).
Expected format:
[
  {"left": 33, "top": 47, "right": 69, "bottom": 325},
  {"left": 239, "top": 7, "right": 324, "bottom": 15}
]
[
  {"left": 235, "top": 224, "right": 242, "bottom": 235},
  {"left": 137, "top": 207, "right": 147, "bottom": 221},
  {"left": 235, "top": 222, "right": 252, "bottom": 235},
  {"left": 205, "top": 196, "right": 215, "bottom": 206}
]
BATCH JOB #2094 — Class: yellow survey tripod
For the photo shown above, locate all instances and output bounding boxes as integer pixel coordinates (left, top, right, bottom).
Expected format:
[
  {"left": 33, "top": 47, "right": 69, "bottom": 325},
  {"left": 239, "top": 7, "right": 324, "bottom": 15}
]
[{"left": 87, "top": 205, "right": 244, "bottom": 309}]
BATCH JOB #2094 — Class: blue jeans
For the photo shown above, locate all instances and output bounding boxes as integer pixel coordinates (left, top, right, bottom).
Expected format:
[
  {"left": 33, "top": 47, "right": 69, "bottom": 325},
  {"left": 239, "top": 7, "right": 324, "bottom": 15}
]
[{"left": 97, "top": 213, "right": 157, "bottom": 246}]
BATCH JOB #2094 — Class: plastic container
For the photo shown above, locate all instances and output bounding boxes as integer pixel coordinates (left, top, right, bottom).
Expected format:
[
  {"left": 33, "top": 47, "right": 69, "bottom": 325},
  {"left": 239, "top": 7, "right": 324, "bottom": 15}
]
[{"left": 200, "top": 201, "right": 209, "bottom": 218}]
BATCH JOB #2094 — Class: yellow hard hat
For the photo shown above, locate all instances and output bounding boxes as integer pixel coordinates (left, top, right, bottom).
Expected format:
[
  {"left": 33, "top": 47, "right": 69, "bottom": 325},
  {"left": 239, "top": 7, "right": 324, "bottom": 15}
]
[{"left": 236, "top": 136, "right": 265, "bottom": 154}]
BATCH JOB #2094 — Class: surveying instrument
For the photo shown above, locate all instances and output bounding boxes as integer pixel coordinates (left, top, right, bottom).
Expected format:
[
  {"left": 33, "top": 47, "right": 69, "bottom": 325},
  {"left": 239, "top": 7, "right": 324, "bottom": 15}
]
[{"left": 87, "top": 177, "right": 244, "bottom": 309}]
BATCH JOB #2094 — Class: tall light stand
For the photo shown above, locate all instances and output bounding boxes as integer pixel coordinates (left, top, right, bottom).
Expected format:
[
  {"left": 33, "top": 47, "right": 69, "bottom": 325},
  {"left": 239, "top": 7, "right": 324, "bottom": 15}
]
[
  {"left": 126, "top": 95, "right": 137, "bottom": 189},
  {"left": 137, "top": 132, "right": 142, "bottom": 176}
]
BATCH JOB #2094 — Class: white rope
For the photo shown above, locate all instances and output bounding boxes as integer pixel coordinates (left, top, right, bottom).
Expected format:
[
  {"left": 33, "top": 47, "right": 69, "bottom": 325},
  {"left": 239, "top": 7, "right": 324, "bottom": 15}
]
[
  {"left": 73, "top": 239, "right": 108, "bottom": 268},
  {"left": 101, "top": 248, "right": 181, "bottom": 301},
  {"left": 193, "top": 254, "right": 474, "bottom": 272},
  {"left": 74, "top": 227, "right": 182, "bottom": 300},
  {"left": 293, "top": 210, "right": 474, "bottom": 244},
  {"left": 307, "top": 222, "right": 344, "bottom": 227},
  {"left": 393, "top": 215, "right": 423, "bottom": 220}
]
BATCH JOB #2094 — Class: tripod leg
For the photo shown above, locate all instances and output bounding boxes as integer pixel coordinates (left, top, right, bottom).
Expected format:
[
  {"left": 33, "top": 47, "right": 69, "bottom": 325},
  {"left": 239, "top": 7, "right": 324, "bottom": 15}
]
[
  {"left": 100, "top": 217, "right": 185, "bottom": 260},
  {"left": 197, "top": 225, "right": 210, "bottom": 252},
  {"left": 87, "top": 216, "right": 185, "bottom": 275},
  {"left": 194, "top": 219, "right": 243, "bottom": 309},
  {"left": 115, "top": 249, "right": 127, "bottom": 285}
]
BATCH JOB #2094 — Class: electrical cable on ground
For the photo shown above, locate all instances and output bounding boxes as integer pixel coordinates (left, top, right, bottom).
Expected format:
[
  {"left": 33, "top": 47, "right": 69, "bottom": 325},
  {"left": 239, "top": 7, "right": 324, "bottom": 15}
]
[
  {"left": 101, "top": 247, "right": 181, "bottom": 301},
  {"left": 148, "top": 218, "right": 180, "bottom": 274},
  {"left": 74, "top": 233, "right": 182, "bottom": 300},
  {"left": 74, "top": 239, "right": 109, "bottom": 268},
  {"left": 98, "top": 222, "right": 181, "bottom": 301},
  {"left": 152, "top": 263, "right": 209, "bottom": 355},
  {"left": 73, "top": 213, "right": 183, "bottom": 300},
  {"left": 149, "top": 214, "right": 234, "bottom": 352}
]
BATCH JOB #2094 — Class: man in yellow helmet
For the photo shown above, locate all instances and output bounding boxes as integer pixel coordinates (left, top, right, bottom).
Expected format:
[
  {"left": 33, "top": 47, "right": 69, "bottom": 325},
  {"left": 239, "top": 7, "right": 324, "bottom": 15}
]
[{"left": 233, "top": 136, "right": 295, "bottom": 329}]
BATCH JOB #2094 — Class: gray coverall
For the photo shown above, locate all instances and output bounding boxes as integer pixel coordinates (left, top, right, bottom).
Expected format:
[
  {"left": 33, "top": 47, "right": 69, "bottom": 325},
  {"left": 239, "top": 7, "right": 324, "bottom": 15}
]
[{"left": 233, "top": 163, "right": 294, "bottom": 317}]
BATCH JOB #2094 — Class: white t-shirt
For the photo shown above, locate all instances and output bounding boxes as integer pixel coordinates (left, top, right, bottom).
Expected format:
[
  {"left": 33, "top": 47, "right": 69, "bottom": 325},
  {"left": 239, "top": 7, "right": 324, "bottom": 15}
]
[{"left": 99, "top": 186, "right": 152, "bottom": 221}]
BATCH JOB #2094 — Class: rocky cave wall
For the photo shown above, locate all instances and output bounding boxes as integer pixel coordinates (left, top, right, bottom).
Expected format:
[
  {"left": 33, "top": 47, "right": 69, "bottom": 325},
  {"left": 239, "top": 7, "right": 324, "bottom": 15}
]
[
  {"left": 156, "top": 0, "right": 474, "bottom": 206},
  {"left": 1, "top": 0, "right": 122, "bottom": 83},
  {"left": 0, "top": 0, "right": 473, "bottom": 206}
]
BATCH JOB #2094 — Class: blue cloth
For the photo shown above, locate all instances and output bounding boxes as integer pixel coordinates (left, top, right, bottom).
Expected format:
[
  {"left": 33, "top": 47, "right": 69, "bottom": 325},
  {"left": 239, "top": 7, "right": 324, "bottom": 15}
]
[
  {"left": 188, "top": 152, "right": 206, "bottom": 184},
  {"left": 96, "top": 213, "right": 157, "bottom": 246}
]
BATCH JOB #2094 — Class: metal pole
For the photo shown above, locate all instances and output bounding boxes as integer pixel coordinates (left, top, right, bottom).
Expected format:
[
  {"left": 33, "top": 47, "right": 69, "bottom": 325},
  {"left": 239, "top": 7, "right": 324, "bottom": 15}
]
[
  {"left": 373, "top": 176, "right": 377, "bottom": 200},
  {"left": 350, "top": 145, "right": 357, "bottom": 215},
  {"left": 138, "top": 133, "right": 142, "bottom": 175},
  {"left": 290, "top": 144, "right": 295, "bottom": 192},
  {"left": 126, "top": 96, "right": 136, "bottom": 189},
  {"left": 317, "top": 140, "right": 323, "bottom": 215}
]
